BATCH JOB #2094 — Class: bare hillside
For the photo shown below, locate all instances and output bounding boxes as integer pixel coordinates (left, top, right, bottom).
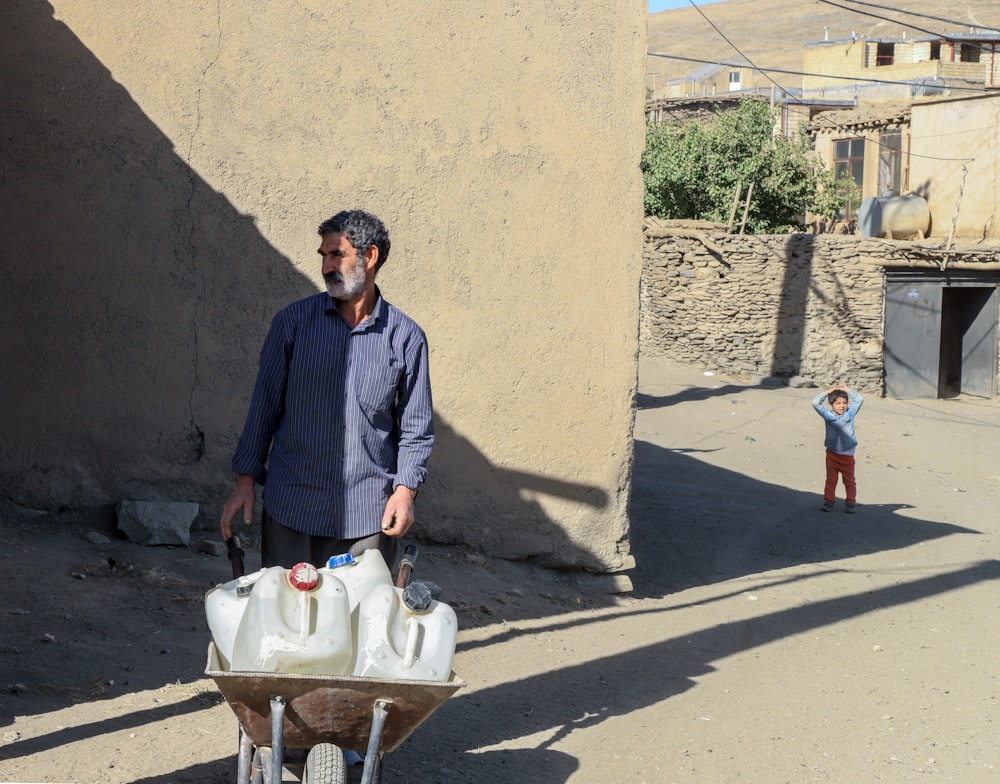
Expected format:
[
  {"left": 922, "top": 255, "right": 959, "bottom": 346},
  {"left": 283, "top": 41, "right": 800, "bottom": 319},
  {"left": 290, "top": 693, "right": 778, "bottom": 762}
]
[{"left": 647, "top": 0, "right": 1000, "bottom": 92}]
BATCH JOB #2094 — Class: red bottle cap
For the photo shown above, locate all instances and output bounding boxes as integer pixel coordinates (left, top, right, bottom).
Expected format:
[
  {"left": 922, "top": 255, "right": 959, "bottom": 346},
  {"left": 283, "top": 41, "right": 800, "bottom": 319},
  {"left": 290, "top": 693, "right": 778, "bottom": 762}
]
[{"left": 288, "top": 562, "right": 320, "bottom": 591}]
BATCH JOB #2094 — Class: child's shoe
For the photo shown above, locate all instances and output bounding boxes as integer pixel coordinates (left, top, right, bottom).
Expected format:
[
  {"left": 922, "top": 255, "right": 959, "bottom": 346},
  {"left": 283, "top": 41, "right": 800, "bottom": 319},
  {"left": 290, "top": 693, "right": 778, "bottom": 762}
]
[
  {"left": 845, "top": 503, "right": 857, "bottom": 514},
  {"left": 821, "top": 501, "right": 835, "bottom": 512}
]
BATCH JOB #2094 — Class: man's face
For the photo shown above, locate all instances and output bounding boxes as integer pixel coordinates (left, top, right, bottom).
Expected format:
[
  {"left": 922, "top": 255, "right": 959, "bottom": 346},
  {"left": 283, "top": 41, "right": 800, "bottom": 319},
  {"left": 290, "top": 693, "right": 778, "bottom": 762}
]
[
  {"left": 319, "top": 232, "right": 367, "bottom": 301},
  {"left": 832, "top": 397, "right": 849, "bottom": 415}
]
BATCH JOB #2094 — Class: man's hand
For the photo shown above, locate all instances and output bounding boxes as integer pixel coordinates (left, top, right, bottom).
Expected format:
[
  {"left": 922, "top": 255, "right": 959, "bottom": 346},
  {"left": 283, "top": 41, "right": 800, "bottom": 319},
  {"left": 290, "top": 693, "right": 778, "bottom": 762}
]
[
  {"left": 381, "top": 485, "right": 417, "bottom": 538},
  {"left": 220, "top": 474, "right": 257, "bottom": 540}
]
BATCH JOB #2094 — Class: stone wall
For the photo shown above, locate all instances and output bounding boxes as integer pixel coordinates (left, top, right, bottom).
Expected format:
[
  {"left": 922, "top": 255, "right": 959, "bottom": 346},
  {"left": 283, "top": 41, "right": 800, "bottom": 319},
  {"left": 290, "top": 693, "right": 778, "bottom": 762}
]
[
  {"left": 642, "top": 226, "right": 1000, "bottom": 396},
  {"left": 641, "top": 229, "right": 889, "bottom": 393}
]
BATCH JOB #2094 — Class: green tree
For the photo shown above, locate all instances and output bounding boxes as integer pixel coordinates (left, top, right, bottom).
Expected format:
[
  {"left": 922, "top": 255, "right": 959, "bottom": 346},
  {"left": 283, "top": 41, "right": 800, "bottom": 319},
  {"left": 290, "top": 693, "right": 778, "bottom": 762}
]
[
  {"left": 641, "top": 119, "right": 710, "bottom": 219},
  {"left": 642, "top": 99, "right": 844, "bottom": 233},
  {"left": 810, "top": 163, "right": 862, "bottom": 222}
]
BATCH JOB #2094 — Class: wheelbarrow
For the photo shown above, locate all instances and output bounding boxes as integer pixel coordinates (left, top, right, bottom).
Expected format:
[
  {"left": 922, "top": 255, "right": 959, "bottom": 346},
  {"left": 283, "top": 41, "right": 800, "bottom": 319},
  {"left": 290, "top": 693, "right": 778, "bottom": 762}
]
[{"left": 206, "top": 540, "right": 465, "bottom": 784}]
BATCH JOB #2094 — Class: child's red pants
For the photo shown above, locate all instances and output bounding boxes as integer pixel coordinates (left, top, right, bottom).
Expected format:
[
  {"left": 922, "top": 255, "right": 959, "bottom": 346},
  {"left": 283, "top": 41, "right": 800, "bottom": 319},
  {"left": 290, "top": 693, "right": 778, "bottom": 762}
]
[{"left": 825, "top": 449, "right": 857, "bottom": 504}]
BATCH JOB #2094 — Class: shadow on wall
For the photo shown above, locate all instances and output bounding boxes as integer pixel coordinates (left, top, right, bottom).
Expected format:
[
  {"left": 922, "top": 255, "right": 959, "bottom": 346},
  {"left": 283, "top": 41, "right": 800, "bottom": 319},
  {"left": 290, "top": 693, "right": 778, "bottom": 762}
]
[
  {"left": 0, "top": 4, "right": 631, "bottom": 767},
  {"left": 0, "top": 0, "right": 317, "bottom": 514},
  {"left": 909, "top": 178, "right": 933, "bottom": 235},
  {"left": 424, "top": 418, "right": 612, "bottom": 569},
  {"left": 769, "top": 233, "right": 882, "bottom": 388},
  {"left": 770, "top": 233, "right": 815, "bottom": 377},
  {"left": 0, "top": 2, "right": 616, "bottom": 568}
]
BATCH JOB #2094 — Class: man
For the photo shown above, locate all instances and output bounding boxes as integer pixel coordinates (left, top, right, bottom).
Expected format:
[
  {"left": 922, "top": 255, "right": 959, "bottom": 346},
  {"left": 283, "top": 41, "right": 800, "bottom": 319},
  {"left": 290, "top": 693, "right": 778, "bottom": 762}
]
[{"left": 220, "top": 209, "right": 433, "bottom": 568}]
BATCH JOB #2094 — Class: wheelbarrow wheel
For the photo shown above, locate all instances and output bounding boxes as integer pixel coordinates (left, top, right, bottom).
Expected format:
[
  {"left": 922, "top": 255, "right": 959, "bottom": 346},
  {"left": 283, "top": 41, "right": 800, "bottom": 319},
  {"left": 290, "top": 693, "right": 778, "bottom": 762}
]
[{"left": 302, "top": 743, "right": 346, "bottom": 784}]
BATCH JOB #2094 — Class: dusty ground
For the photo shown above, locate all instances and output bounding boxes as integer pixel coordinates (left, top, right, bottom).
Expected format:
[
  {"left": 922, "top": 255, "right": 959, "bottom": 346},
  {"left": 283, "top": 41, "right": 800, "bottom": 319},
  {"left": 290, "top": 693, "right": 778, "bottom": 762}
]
[{"left": 3, "top": 353, "right": 1000, "bottom": 783}]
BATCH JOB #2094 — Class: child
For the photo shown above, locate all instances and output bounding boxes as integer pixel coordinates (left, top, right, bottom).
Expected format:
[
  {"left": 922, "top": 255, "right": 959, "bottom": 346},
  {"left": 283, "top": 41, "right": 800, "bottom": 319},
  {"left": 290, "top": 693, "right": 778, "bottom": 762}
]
[{"left": 812, "top": 383, "right": 863, "bottom": 513}]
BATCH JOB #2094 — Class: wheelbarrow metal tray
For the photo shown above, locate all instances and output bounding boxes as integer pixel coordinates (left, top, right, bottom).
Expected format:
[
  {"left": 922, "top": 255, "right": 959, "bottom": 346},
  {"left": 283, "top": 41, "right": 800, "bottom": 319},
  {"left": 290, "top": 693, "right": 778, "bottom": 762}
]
[{"left": 206, "top": 643, "right": 464, "bottom": 752}]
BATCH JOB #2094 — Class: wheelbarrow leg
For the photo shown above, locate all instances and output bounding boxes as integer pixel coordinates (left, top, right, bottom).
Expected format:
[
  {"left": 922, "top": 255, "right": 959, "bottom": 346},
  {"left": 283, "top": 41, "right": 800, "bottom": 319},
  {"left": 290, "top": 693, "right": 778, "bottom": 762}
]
[
  {"left": 237, "top": 726, "right": 253, "bottom": 784},
  {"left": 269, "top": 695, "right": 286, "bottom": 784},
  {"left": 360, "top": 699, "right": 391, "bottom": 784}
]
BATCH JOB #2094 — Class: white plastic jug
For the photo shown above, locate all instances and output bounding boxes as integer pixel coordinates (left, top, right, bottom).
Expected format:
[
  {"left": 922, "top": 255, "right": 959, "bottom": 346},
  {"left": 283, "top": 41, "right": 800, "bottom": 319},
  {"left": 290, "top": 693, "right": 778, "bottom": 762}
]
[
  {"left": 204, "top": 567, "right": 267, "bottom": 670},
  {"left": 320, "top": 549, "right": 393, "bottom": 611},
  {"left": 229, "top": 563, "right": 353, "bottom": 675},
  {"left": 353, "top": 581, "right": 457, "bottom": 681}
]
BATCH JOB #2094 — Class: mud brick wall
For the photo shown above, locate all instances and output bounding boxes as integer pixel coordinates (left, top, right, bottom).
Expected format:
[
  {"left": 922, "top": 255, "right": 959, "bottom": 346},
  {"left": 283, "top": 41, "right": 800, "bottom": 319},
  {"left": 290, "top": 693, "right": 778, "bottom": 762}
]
[
  {"left": 641, "top": 231, "right": 889, "bottom": 393},
  {"left": 2, "top": 1, "right": 646, "bottom": 571}
]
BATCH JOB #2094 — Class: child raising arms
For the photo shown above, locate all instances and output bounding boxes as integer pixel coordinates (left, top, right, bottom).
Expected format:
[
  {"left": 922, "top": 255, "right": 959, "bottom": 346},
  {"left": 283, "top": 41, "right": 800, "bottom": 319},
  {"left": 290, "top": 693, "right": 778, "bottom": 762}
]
[{"left": 812, "top": 383, "right": 863, "bottom": 513}]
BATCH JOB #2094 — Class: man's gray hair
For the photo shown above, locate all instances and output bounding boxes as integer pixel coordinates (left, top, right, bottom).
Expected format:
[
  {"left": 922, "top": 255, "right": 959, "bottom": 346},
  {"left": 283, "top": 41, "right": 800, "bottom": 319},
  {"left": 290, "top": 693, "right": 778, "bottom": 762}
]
[{"left": 318, "top": 210, "right": 391, "bottom": 270}]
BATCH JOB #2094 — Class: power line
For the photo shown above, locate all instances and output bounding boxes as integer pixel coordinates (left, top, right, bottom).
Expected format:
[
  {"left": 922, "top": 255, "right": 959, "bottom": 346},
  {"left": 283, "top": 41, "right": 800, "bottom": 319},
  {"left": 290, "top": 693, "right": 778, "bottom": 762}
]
[
  {"left": 828, "top": 0, "right": 998, "bottom": 33},
  {"left": 649, "top": 1, "right": 990, "bottom": 165},
  {"left": 685, "top": 0, "right": 797, "bottom": 102},
  {"left": 652, "top": 0, "right": 999, "bottom": 95},
  {"left": 653, "top": 0, "right": 996, "bottom": 122},
  {"left": 814, "top": 0, "right": 1000, "bottom": 55},
  {"left": 647, "top": 52, "right": 996, "bottom": 94}
]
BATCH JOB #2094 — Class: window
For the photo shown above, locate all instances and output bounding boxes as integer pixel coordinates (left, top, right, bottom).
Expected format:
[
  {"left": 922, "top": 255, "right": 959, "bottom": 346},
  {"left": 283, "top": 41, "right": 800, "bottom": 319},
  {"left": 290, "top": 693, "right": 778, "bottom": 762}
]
[
  {"left": 959, "top": 43, "right": 981, "bottom": 63},
  {"left": 878, "top": 130, "right": 903, "bottom": 195},
  {"left": 834, "top": 137, "right": 865, "bottom": 218},
  {"left": 929, "top": 41, "right": 941, "bottom": 60},
  {"left": 729, "top": 70, "right": 742, "bottom": 90},
  {"left": 876, "top": 41, "right": 895, "bottom": 66}
]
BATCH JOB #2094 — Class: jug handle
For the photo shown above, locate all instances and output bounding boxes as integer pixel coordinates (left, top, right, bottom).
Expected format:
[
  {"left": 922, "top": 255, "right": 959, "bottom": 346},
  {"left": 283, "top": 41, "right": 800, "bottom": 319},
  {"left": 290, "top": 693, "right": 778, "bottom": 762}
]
[
  {"left": 226, "top": 535, "right": 246, "bottom": 579},
  {"left": 395, "top": 545, "right": 418, "bottom": 588}
]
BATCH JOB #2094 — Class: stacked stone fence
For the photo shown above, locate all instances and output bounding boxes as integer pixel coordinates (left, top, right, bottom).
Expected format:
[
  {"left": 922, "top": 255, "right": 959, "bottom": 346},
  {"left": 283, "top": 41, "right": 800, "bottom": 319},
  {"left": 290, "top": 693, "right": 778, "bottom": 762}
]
[{"left": 641, "top": 223, "right": 1000, "bottom": 396}]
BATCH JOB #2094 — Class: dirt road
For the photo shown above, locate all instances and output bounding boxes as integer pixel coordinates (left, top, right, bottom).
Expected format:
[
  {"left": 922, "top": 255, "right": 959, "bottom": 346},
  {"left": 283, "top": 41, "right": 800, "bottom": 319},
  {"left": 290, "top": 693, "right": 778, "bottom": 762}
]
[{"left": 3, "top": 354, "right": 1000, "bottom": 782}]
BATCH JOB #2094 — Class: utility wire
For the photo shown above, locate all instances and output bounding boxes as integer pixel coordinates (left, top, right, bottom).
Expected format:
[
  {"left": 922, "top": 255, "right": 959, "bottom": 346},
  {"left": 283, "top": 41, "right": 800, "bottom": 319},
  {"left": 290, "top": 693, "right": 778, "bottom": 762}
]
[
  {"left": 648, "top": 52, "right": 996, "bottom": 94},
  {"left": 653, "top": 0, "right": 999, "bottom": 94},
  {"left": 814, "top": 0, "right": 1000, "bottom": 54},
  {"left": 653, "top": 0, "right": 996, "bottom": 120},
  {"left": 650, "top": 0, "right": 988, "bottom": 164},
  {"left": 648, "top": 58, "right": 978, "bottom": 164},
  {"left": 828, "top": 0, "right": 999, "bottom": 33},
  {"left": 684, "top": 0, "right": 797, "bottom": 103}
]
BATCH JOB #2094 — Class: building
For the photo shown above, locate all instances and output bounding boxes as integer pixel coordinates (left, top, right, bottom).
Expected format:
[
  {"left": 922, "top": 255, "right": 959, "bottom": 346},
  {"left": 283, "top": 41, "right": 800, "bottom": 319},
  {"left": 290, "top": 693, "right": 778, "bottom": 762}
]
[
  {"left": 809, "top": 93, "right": 1000, "bottom": 240},
  {"left": 802, "top": 31, "right": 1000, "bottom": 101},
  {"left": 643, "top": 32, "right": 1000, "bottom": 401},
  {"left": 655, "top": 57, "right": 761, "bottom": 99},
  {"left": 809, "top": 102, "right": 912, "bottom": 218}
]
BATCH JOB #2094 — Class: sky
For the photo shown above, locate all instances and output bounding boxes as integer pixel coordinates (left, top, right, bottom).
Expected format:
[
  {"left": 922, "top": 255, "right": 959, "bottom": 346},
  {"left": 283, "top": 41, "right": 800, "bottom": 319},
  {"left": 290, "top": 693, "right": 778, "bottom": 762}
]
[{"left": 649, "top": 0, "right": 722, "bottom": 11}]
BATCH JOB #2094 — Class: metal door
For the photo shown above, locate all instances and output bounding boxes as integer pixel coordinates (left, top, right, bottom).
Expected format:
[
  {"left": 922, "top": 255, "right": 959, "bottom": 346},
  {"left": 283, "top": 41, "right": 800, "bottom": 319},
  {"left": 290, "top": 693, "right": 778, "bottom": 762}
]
[
  {"left": 884, "top": 281, "right": 942, "bottom": 398},
  {"left": 959, "top": 287, "right": 998, "bottom": 398}
]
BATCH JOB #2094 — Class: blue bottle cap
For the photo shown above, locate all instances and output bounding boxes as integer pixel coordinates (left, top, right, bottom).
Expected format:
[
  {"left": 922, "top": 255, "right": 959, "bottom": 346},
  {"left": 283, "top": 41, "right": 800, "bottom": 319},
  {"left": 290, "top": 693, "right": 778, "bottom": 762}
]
[{"left": 326, "top": 553, "right": 356, "bottom": 569}]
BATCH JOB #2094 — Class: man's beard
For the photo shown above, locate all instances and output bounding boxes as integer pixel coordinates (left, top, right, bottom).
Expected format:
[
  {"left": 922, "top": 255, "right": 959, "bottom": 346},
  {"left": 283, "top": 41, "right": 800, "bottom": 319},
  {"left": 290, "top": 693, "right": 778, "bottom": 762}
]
[{"left": 324, "top": 258, "right": 367, "bottom": 300}]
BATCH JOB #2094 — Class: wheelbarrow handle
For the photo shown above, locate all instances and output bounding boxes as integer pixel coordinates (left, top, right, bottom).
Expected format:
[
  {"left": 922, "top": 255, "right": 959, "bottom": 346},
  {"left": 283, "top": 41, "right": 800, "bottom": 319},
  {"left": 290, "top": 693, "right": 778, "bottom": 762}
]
[
  {"left": 226, "top": 535, "right": 246, "bottom": 580},
  {"left": 395, "top": 544, "right": 418, "bottom": 588}
]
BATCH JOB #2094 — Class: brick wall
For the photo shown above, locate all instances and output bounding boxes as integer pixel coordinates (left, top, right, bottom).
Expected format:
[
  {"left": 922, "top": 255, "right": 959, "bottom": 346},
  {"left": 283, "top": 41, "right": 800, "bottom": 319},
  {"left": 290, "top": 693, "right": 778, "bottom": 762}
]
[{"left": 803, "top": 38, "right": 994, "bottom": 89}]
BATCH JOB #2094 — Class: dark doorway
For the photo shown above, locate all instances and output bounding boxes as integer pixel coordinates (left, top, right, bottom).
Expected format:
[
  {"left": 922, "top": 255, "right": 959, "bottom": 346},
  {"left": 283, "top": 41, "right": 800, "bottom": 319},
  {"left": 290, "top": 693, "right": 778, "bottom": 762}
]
[
  {"left": 884, "top": 271, "right": 999, "bottom": 399},
  {"left": 939, "top": 287, "right": 997, "bottom": 398}
]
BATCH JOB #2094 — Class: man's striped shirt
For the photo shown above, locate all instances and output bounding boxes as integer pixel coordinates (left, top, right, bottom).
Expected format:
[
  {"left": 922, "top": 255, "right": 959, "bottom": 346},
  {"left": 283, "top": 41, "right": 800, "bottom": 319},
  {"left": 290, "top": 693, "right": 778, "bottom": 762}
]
[{"left": 232, "top": 290, "right": 433, "bottom": 538}]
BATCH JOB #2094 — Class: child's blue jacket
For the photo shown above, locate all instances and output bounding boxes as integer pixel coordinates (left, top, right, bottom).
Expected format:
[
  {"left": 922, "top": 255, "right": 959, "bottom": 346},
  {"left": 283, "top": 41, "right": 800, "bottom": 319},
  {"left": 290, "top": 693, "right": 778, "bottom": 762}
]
[{"left": 812, "top": 390, "right": 863, "bottom": 453}]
